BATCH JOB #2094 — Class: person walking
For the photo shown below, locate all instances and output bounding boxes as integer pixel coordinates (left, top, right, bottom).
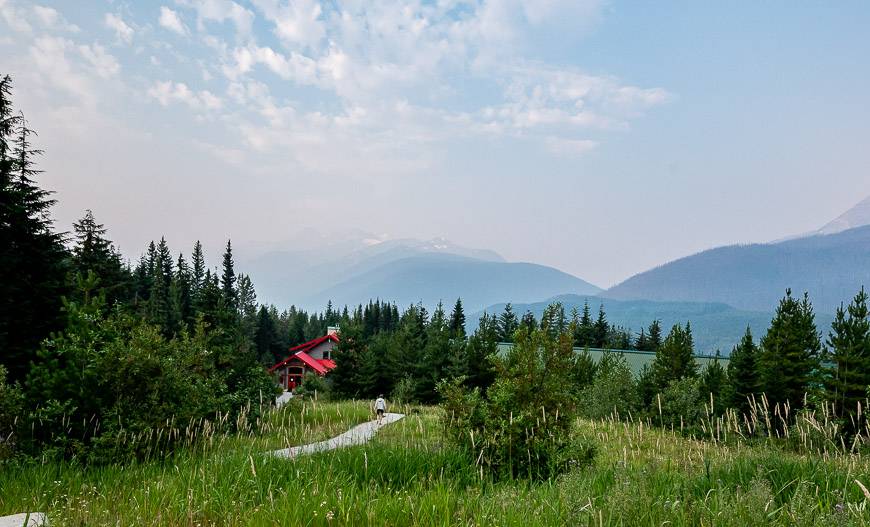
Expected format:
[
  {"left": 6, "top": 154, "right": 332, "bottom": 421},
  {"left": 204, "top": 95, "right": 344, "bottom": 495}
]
[{"left": 374, "top": 394, "right": 387, "bottom": 425}]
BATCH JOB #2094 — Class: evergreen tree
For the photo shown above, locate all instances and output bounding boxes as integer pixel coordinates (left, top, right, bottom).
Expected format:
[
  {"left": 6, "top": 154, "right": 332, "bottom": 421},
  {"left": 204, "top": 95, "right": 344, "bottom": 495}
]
[
  {"left": 824, "top": 288, "right": 870, "bottom": 433},
  {"left": 0, "top": 75, "right": 68, "bottom": 380},
  {"left": 647, "top": 320, "right": 663, "bottom": 351},
  {"left": 448, "top": 298, "right": 466, "bottom": 338},
  {"left": 220, "top": 240, "right": 237, "bottom": 311},
  {"left": 575, "top": 301, "right": 594, "bottom": 347},
  {"left": 498, "top": 303, "right": 519, "bottom": 342},
  {"left": 650, "top": 323, "right": 698, "bottom": 391},
  {"left": 70, "top": 209, "right": 131, "bottom": 307},
  {"left": 465, "top": 312, "right": 499, "bottom": 391},
  {"left": 593, "top": 304, "right": 609, "bottom": 348},
  {"left": 699, "top": 354, "right": 728, "bottom": 415},
  {"left": 254, "top": 305, "right": 283, "bottom": 365},
  {"left": 726, "top": 327, "right": 760, "bottom": 415},
  {"left": 520, "top": 311, "right": 537, "bottom": 332},
  {"left": 173, "top": 253, "right": 193, "bottom": 329},
  {"left": 191, "top": 240, "right": 205, "bottom": 297},
  {"left": 758, "top": 289, "right": 821, "bottom": 412},
  {"left": 635, "top": 328, "right": 650, "bottom": 351}
]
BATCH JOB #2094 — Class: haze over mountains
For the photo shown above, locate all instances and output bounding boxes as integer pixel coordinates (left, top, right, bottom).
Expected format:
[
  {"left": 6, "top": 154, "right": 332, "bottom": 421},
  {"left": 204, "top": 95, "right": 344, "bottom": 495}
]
[
  {"left": 241, "top": 234, "right": 600, "bottom": 312},
  {"left": 245, "top": 195, "right": 870, "bottom": 353},
  {"left": 605, "top": 197, "right": 870, "bottom": 314}
]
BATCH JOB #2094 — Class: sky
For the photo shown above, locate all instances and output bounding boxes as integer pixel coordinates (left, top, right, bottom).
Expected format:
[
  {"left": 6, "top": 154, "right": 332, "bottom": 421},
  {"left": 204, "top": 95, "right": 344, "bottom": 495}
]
[{"left": 1, "top": 0, "right": 869, "bottom": 289}]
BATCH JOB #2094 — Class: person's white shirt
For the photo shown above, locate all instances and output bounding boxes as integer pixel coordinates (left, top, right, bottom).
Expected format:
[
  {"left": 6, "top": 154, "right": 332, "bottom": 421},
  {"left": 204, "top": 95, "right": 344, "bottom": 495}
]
[{"left": 375, "top": 397, "right": 386, "bottom": 411}]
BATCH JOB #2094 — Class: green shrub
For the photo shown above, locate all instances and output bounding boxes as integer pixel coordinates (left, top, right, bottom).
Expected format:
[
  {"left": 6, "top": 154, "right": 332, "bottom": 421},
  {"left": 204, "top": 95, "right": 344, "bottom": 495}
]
[
  {"left": 578, "top": 351, "right": 637, "bottom": 420},
  {"left": 656, "top": 377, "right": 703, "bottom": 431},
  {"left": 0, "top": 364, "right": 24, "bottom": 459},
  {"left": 439, "top": 322, "right": 596, "bottom": 480},
  {"left": 295, "top": 372, "right": 330, "bottom": 400},
  {"left": 21, "top": 295, "right": 276, "bottom": 463}
]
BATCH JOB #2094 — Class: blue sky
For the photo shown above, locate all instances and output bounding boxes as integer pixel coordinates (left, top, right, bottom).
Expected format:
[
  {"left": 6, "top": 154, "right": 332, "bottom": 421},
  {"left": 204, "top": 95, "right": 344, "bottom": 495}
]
[{"left": 1, "top": 0, "right": 868, "bottom": 288}]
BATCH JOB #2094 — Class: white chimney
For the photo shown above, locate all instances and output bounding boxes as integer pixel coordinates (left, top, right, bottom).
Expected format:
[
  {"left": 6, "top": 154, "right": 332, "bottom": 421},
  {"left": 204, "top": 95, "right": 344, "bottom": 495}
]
[{"left": 327, "top": 326, "right": 340, "bottom": 336}]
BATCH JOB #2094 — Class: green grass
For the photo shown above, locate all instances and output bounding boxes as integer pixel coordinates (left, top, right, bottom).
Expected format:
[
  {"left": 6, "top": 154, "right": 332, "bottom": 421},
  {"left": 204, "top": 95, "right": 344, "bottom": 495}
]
[{"left": 2, "top": 401, "right": 870, "bottom": 525}]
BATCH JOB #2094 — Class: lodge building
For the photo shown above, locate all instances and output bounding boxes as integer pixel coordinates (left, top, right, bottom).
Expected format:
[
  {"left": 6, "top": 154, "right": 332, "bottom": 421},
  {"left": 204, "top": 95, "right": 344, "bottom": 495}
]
[{"left": 269, "top": 327, "right": 339, "bottom": 390}]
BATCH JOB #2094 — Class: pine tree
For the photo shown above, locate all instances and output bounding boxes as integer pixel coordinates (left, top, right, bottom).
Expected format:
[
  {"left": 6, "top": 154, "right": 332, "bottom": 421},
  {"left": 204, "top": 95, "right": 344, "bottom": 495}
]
[
  {"left": 635, "top": 328, "right": 650, "bottom": 351},
  {"left": 70, "top": 209, "right": 131, "bottom": 307},
  {"left": 593, "top": 304, "right": 609, "bottom": 348},
  {"left": 824, "top": 288, "right": 870, "bottom": 433},
  {"left": 220, "top": 240, "right": 237, "bottom": 311},
  {"left": 647, "top": 320, "right": 663, "bottom": 351},
  {"left": 700, "top": 354, "right": 728, "bottom": 415},
  {"left": 758, "top": 289, "right": 821, "bottom": 412},
  {"left": 726, "top": 327, "right": 760, "bottom": 415},
  {"left": 448, "top": 298, "right": 466, "bottom": 338},
  {"left": 254, "top": 305, "right": 283, "bottom": 365},
  {"left": 0, "top": 75, "right": 68, "bottom": 381},
  {"left": 466, "top": 312, "right": 498, "bottom": 391},
  {"left": 173, "top": 253, "right": 193, "bottom": 328},
  {"left": 520, "top": 311, "right": 537, "bottom": 332},
  {"left": 191, "top": 240, "right": 205, "bottom": 297},
  {"left": 574, "top": 301, "right": 594, "bottom": 347},
  {"left": 650, "top": 323, "right": 698, "bottom": 391},
  {"left": 498, "top": 303, "right": 519, "bottom": 342}
]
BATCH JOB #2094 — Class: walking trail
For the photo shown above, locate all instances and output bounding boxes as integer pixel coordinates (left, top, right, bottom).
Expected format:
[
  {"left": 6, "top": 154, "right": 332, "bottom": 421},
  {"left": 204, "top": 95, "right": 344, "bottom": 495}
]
[
  {"left": 268, "top": 412, "right": 405, "bottom": 458},
  {"left": 0, "top": 413, "right": 405, "bottom": 525}
]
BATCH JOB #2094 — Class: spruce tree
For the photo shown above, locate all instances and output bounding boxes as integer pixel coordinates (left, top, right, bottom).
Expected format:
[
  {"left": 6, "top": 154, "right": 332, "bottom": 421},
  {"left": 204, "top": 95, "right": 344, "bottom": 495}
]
[
  {"left": 726, "top": 327, "right": 760, "bottom": 415},
  {"left": 498, "top": 303, "right": 519, "bottom": 342},
  {"left": 700, "top": 354, "right": 728, "bottom": 415},
  {"left": 448, "top": 298, "right": 466, "bottom": 338},
  {"left": 191, "top": 240, "right": 205, "bottom": 297},
  {"left": 465, "top": 312, "right": 498, "bottom": 391},
  {"left": 0, "top": 75, "right": 67, "bottom": 380},
  {"left": 520, "top": 311, "right": 537, "bottom": 332},
  {"left": 70, "top": 209, "right": 131, "bottom": 307},
  {"left": 758, "top": 289, "right": 821, "bottom": 412},
  {"left": 575, "top": 301, "right": 594, "bottom": 347},
  {"left": 647, "top": 320, "right": 663, "bottom": 351},
  {"left": 173, "top": 253, "right": 193, "bottom": 328},
  {"left": 593, "top": 304, "right": 609, "bottom": 348},
  {"left": 650, "top": 323, "right": 698, "bottom": 391},
  {"left": 220, "top": 240, "right": 237, "bottom": 311},
  {"left": 824, "top": 288, "right": 870, "bottom": 433}
]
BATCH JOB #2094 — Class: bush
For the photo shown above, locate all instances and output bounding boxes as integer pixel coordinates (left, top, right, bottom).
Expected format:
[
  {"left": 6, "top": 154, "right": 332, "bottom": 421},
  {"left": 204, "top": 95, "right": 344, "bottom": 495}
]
[
  {"left": 0, "top": 364, "right": 24, "bottom": 459},
  {"left": 655, "top": 377, "right": 703, "bottom": 431},
  {"left": 578, "top": 351, "right": 637, "bottom": 420},
  {"left": 295, "top": 372, "right": 330, "bottom": 400},
  {"left": 439, "top": 323, "right": 596, "bottom": 480},
  {"left": 21, "top": 296, "right": 276, "bottom": 463}
]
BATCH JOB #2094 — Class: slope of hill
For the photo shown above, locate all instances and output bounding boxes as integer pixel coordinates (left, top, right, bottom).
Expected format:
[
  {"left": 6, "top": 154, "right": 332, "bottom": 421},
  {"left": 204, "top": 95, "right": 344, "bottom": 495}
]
[
  {"left": 604, "top": 225, "right": 870, "bottom": 314},
  {"left": 308, "top": 255, "right": 602, "bottom": 312},
  {"left": 472, "top": 294, "right": 835, "bottom": 354},
  {"left": 818, "top": 196, "right": 870, "bottom": 235}
]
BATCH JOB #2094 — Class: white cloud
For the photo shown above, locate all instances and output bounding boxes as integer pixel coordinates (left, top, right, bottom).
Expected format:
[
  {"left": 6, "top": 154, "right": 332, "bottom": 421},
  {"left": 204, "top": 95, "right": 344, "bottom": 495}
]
[
  {"left": 148, "top": 80, "right": 222, "bottom": 111},
  {"left": 250, "top": 0, "right": 324, "bottom": 48},
  {"left": 175, "top": 0, "right": 254, "bottom": 37},
  {"left": 159, "top": 6, "right": 187, "bottom": 35},
  {"left": 32, "top": 5, "right": 79, "bottom": 32},
  {"left": 79, "top": 43, "right": 120, "bottom": 79},
  {"left": 0, "top": 0, "right": 32, "bottom": 33},
  {"left": 104, "top": 13, "right": 134, "bottom": 44}
]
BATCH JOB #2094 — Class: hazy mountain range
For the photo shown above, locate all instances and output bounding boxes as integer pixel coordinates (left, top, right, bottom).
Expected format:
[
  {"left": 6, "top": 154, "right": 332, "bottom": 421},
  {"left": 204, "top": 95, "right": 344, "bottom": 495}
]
[
  {"left": 605, "top": 198, "right": 870, "bottom": 314},
  {"left": 245, "top": 194, "right": 869, "bottom": 353},
  {"left": 241, "top": 234, "right": 600, "bottom": 312}
]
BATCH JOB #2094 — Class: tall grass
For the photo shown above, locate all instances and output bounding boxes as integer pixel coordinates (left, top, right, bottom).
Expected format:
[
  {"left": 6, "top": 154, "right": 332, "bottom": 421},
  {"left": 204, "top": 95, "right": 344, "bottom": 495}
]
[{"left": 3, "top": 401, "right": 870, "bottom": 525}]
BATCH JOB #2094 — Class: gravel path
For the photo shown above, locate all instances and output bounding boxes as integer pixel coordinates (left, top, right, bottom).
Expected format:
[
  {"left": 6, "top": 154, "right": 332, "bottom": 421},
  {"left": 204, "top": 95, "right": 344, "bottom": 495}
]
[{"left": 269, "top": 413, "right": 405, "bottom": 458}]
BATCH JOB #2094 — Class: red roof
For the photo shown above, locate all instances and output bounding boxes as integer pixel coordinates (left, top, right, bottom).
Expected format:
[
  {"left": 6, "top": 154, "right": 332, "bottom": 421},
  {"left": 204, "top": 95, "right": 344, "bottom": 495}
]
[{"left": 269, "top": 333, "right": 339, "bottom": 374}]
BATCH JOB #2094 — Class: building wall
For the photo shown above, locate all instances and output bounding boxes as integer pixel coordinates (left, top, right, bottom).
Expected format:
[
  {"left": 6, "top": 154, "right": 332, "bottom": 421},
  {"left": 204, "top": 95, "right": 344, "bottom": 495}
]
[{"left": 307, "top": 340, "right": 337, "bottom": 360}]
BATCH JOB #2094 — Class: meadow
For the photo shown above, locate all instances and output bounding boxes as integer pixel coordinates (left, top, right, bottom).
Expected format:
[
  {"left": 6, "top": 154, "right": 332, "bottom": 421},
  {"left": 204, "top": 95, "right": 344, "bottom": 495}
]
[{"left": 1, "top": 399, "right": 870, "bottom": 526}]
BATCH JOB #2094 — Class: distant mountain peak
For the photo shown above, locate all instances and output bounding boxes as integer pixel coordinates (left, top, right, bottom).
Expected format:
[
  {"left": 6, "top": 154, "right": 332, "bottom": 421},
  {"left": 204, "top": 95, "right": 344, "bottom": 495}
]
[{"left": 818, "top": 195, "right": 870, "bottom": 235}]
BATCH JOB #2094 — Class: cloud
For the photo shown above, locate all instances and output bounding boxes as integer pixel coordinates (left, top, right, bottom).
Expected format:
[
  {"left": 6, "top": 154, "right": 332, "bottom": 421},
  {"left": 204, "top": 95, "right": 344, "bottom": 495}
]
[
  {"left": 79, "top": 43, "right": 120, "bottom": 79},
  {"left": 147, "top": 80, "right": 222, "bottom": 111},
  {"left": 32, "top": 5, "right": 79, "bottom": 32},
  {"left": 175, "top": 0, "right": 254, "bottom": 37},
  {"left": 104, "top": 13, "right": 134, "bottom": 44},
  {"left": 250, "top": 0, "right": 324, "bottom": 48},
  {"left": 0, "top": 0, "right": 32, "bottom": 33},
  {"left": 158, "top": 6, "right": 187, "bottom": 35}
]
